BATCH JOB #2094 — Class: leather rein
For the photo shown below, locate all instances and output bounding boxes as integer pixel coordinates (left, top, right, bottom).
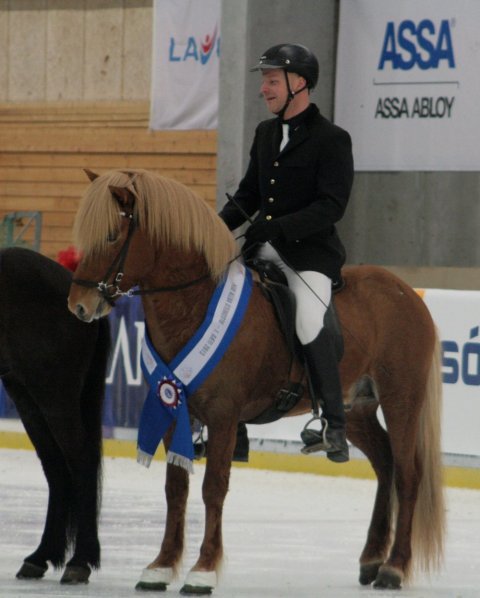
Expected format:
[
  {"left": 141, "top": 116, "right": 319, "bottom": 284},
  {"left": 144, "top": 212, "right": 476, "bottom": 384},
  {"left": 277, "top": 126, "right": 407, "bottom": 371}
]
[{"left": 72, "top": 210, "right": 210, "bottom": 305}]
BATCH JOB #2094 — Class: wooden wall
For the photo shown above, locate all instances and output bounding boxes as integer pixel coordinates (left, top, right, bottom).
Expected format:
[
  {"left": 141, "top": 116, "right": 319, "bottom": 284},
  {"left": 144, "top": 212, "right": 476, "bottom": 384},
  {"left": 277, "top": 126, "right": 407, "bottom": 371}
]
[
  {"left": 0, "top": 3, "right": 219, "bottom": 261},
  {"left": 0, "top": 101, "right": 218, "bottom": 260}
]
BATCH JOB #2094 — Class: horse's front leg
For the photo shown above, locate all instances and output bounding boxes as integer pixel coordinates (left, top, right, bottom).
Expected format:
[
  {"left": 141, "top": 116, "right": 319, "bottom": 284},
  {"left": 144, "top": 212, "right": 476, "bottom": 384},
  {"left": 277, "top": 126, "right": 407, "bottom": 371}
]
[
  {"left": 136, "top": 433, "right": 189, "bottom": 592},
  {"left": 181, "top": 422, "right": 237, "bottom": 595}
]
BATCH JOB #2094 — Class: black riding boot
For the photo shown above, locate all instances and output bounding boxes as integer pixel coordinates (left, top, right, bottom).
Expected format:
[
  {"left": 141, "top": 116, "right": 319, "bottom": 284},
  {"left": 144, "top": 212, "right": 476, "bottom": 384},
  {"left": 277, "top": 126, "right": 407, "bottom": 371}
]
[{"left": 300, "top": 328, "right": 349, "bottom": 463}]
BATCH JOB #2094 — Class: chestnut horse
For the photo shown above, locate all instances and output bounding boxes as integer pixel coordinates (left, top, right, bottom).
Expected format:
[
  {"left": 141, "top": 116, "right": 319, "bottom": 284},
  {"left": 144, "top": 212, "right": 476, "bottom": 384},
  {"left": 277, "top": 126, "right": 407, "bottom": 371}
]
[
  {"left": 68, "top": 169, "right": 444, "bottom": 594},
  {"left": 0, "top": 247, "right": 110, "bottom": 584}
]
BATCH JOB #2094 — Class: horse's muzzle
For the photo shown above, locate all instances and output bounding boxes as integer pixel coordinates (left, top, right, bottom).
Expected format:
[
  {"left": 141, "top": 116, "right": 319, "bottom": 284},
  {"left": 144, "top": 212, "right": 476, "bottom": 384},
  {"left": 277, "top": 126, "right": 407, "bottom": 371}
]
[{"left": 68, "top": 294, "right": 111, "bottom": 323}]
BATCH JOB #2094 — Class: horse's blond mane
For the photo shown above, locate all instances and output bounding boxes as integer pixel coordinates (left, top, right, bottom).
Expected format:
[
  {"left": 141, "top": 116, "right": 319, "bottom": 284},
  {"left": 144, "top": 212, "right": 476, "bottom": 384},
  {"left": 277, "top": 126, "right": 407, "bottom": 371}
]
[{"left": 73, "top": 169, "right": 237, "bottom": 279}]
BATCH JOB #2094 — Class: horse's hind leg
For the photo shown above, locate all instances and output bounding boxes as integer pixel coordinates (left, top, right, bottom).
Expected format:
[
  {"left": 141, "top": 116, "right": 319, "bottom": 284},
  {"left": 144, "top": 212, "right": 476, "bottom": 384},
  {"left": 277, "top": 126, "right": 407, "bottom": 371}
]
[
  {"left": 373, "top": 391, "right": 423, "bottom": 589},
  {"left": 136, "top": 431, "right": 190, "bottom": 591},
  {"left": 346, "top": 384, "right": 394, "bottom": 586},
  {"left": 45, "top": 410, "right": 101, "bottom": 585},
  {"left": 4, "top": 379, "right": 71, "bottom": 578}
]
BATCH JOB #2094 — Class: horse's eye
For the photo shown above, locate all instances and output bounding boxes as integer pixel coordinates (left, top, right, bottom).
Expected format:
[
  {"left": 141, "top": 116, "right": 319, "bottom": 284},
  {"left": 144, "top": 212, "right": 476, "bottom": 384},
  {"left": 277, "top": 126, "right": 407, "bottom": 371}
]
[{"left": 107, "top": 230, "right": 119, "bottom": 243}]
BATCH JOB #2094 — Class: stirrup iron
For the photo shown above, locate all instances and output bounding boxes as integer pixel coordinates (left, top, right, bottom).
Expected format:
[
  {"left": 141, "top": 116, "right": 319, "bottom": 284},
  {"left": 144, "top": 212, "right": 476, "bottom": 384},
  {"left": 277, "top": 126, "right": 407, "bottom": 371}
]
[{"left": 300, "top": 416, "right": 331, "bottom": 455}]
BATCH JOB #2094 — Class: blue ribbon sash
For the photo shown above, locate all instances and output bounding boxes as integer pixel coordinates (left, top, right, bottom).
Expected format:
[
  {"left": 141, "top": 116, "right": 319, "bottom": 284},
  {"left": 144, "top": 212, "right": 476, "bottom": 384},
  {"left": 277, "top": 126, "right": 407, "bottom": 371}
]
[{"left": 137, "top": 261, "right": 253, "bottom": 472}]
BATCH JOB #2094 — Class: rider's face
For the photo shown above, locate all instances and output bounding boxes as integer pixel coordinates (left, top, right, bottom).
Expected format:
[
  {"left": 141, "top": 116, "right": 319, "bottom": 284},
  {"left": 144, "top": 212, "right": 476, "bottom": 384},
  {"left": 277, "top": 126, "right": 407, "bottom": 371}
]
[
  {"left": 260, "top": 69, "right": 288, "bottom": 114},
  {"left": 260, "top": 69, "right": 305, "bottom": 115}
]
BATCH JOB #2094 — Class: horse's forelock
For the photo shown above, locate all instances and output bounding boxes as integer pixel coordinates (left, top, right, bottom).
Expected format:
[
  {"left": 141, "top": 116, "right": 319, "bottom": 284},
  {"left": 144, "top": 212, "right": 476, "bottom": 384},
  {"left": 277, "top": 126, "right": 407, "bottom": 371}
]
[{"left": 73, "top": 170, "right": 132, "bottom": 256}]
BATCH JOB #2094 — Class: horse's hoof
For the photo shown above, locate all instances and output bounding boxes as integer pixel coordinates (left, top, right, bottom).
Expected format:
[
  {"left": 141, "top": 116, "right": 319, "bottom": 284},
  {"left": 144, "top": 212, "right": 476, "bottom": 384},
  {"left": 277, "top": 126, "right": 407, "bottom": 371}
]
[
  {"left": 135, "top": 567, "right": 172, "bottom": 591},
  {"left": 135, "top": 581, "right": 168, "bottom": 592},
  {"left": 373, "top": 564, "right": 403, "bottom": 589},
  {"left": 136, "top": 582, "right": 168, "bottom": 592},
  {"left": 359, "top": 561, "right": 381, "bottom": 585},
  {"left": 60, "top": 564, "right": 91, "bottom": 584},
  {"left": 180, "top": 570, "right": 216, "bottom": 595},
  {"left": 16, "top": 560, "right": 48, "bottom": 579},
  {"left": 180, "top": 585, "right": 213, "bottom": 596}
]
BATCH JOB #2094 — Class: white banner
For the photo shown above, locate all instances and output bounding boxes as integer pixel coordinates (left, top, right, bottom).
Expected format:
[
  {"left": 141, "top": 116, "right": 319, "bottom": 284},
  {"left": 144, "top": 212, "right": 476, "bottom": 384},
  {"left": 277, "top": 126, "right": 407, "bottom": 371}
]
[
  {"left": 335, "top": 0, "right": 480, "bottom": 170},
  {"left": 421, "top": 289, "right": 480, "bottom": 458},
  {"left": 150, "top": 0, "right": 221, "bottom": 130}
]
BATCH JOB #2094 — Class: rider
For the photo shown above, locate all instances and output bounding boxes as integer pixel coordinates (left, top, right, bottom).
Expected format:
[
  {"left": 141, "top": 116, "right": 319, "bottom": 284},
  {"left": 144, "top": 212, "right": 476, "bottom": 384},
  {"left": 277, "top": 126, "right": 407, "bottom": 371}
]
[{"left": 219, "top": 43, "right": 354, "bottom": 463}]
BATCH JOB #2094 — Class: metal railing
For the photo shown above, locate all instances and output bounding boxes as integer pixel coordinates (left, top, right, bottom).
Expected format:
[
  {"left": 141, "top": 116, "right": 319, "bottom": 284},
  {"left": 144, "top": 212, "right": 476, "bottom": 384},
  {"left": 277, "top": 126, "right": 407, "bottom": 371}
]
[{"left": 0, "top": 211, "right": 42, "bottom": 252}]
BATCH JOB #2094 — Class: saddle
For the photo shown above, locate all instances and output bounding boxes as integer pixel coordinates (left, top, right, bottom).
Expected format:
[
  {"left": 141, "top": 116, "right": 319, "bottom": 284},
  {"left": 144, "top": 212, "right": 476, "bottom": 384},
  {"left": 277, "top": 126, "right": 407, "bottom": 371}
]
[{"left": 245, "top": 258, "right": 344, "bottom": 425}]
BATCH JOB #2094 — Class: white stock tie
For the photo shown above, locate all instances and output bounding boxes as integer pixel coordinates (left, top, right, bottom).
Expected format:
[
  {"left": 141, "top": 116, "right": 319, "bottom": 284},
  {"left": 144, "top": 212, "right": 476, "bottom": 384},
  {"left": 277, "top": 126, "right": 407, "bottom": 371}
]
[{"left": 279, "top": 123, "right": 289, "bottom": 151}]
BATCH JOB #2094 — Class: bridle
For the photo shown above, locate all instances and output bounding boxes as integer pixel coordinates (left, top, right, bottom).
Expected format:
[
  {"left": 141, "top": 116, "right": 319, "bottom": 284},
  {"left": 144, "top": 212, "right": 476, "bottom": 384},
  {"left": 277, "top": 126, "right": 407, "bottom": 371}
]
[
  {"left": 72, "top": 209, "right": 211, "bottom": 305},
  {"left": 72, "top": 210, "right": 139, "bottom": 305}
]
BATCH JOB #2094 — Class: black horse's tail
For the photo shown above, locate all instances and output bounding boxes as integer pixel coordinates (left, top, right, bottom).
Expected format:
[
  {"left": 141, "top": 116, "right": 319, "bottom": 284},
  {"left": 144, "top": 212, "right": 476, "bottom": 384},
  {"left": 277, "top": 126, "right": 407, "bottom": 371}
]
[
  {"left": 86, "top": 316, "right": 111, "bottom": 507},
  {"left": 76, "top": 316, "right": 111, "bottom": 569}
]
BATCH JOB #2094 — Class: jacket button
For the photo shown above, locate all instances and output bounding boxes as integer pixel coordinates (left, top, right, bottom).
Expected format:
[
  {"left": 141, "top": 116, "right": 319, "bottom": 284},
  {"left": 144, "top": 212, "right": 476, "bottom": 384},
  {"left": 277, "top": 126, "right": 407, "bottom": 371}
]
[
  {"left": 273, "top": 161, "right": 279, "bottom": 167},
  {"left": 266, "top": 215, "right": 272, "bottom": 220},
  {"left": 268, "top": 197, "right": 274, "bottom": 203}
]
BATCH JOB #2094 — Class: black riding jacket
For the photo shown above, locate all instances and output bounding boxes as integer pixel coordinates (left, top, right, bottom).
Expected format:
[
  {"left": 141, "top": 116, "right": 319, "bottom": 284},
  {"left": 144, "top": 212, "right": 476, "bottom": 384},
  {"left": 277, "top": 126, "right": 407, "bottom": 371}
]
[{"left": 219, "top": 103, "right": 354, "bottom": 281}]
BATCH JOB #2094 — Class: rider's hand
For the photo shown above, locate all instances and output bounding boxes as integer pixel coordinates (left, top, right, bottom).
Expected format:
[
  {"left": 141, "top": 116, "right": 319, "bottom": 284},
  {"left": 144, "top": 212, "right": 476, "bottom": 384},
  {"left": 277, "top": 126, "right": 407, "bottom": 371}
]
[{"left": 245, "top": 219, "right": 283, "bottom": 244}]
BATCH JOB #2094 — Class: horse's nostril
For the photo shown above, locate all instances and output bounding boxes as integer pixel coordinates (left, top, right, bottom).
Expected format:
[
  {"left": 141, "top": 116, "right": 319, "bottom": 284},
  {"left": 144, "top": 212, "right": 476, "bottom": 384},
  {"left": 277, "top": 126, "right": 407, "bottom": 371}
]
[{"left": 75, "top": 304, "right": 86, "bottom": 321}]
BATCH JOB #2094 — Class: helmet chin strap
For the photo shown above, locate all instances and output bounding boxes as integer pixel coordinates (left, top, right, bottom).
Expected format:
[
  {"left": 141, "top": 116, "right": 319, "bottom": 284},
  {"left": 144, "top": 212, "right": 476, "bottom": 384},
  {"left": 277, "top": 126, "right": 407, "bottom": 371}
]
[{"left": 274, "top": 70, "right": 307, "bottom": 119}]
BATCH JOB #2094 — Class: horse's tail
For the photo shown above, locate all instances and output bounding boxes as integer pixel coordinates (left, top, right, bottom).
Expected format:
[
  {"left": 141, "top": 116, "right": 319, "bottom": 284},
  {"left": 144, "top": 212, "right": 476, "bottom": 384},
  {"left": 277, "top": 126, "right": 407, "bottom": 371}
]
[
  {"left": 410, "top": 328, "right": 445, "bottom": 576},
  {"left": 86, "top": 315, "right": 111, "bottom": 503},
  {"left": 77, "top": 316, "right": 111, "bottom": 568}
]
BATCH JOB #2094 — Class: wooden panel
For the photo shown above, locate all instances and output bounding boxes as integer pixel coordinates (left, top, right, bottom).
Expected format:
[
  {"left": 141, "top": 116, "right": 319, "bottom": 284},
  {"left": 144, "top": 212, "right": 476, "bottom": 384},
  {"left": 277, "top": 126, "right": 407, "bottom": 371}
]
[
  {"left": 0, "top": 197, "right": 79, "bottom": 212},
  {"left": 1, "top": 181, "right": 216, "bottom": 202},
  {"left": 0, "top": 127, "right": 216, "bottom": 153},
  {"left": 0, "top": 101, "right": 218, "bottom": 260},
  {"left": 39, "top": 212, "right": 76, "bottom": 228},
  {"left": 42, "top": 240, "right": 81, "bottom": 258},
  {"left": 0, "top": 101, "right": 150, "bottom": 121},
  {"left": 37, "top": 227, "right": 77, "bottom": 243},
  {"left": 0, "top": 152, "right": 216, "bottom": 170},
  {"left": 0, "top": 167, "right": 216, "bottom": 186},
  {"left": 0, "top": 211, "right": 74, "bottom": 228}
]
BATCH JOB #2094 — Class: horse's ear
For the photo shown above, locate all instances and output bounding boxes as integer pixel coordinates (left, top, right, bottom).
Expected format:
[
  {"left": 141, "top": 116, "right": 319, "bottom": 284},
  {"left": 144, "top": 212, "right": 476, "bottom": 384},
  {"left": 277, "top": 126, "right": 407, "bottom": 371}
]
[
  {"left": 108, "top": 185, "right": 132, "bottom": 207},
  {"left": 84, "top": 169, "right": 99, "bottom": 182}
]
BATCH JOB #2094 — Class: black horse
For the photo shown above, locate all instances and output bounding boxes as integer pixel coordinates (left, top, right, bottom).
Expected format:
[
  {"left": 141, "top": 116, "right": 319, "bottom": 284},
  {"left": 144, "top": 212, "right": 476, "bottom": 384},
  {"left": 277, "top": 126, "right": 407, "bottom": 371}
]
[{"left": 0, "top": 247, "right": 110, "bottom": 584}]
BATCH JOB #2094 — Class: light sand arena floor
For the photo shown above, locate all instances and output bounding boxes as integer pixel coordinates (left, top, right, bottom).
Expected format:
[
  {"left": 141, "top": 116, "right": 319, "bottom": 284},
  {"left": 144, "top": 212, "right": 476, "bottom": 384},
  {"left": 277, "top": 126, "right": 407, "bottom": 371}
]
[{"left": 0, "top": 448, "right": 478, "bottom": 598}]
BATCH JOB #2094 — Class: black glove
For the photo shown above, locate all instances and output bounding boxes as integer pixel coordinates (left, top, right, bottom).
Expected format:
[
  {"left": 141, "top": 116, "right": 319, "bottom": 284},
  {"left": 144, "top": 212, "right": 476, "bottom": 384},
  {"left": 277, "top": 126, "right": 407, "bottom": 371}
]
[
  {"left": 218, "top": 207, "right": 243, "bottom": 232},
  {"left": 245, "top": 219, "right": 283, "bottom": 244}
]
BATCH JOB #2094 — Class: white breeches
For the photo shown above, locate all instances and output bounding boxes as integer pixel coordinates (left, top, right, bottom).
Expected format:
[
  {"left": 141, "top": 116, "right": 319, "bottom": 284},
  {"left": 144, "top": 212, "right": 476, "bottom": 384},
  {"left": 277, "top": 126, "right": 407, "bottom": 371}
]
[{"left": 257, "top": 242, "right": 331, "bottom": 345}]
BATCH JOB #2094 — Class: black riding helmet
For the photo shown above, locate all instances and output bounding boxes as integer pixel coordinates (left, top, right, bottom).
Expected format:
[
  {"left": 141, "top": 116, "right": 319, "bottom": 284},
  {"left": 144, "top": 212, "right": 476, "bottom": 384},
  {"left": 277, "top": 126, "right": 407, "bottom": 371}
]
[
  {"left": 250, "top": 43, "right": 319, "bottom": 90},
  {"left": 250, "top": 44, "right": 319, "bottom": 117}
]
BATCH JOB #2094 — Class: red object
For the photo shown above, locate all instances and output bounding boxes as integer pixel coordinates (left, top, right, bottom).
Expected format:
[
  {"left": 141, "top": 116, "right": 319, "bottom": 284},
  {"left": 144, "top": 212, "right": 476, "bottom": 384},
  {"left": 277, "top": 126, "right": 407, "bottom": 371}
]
[{"left": 57, "top": 245, "right": 81, "bottom": 272}]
